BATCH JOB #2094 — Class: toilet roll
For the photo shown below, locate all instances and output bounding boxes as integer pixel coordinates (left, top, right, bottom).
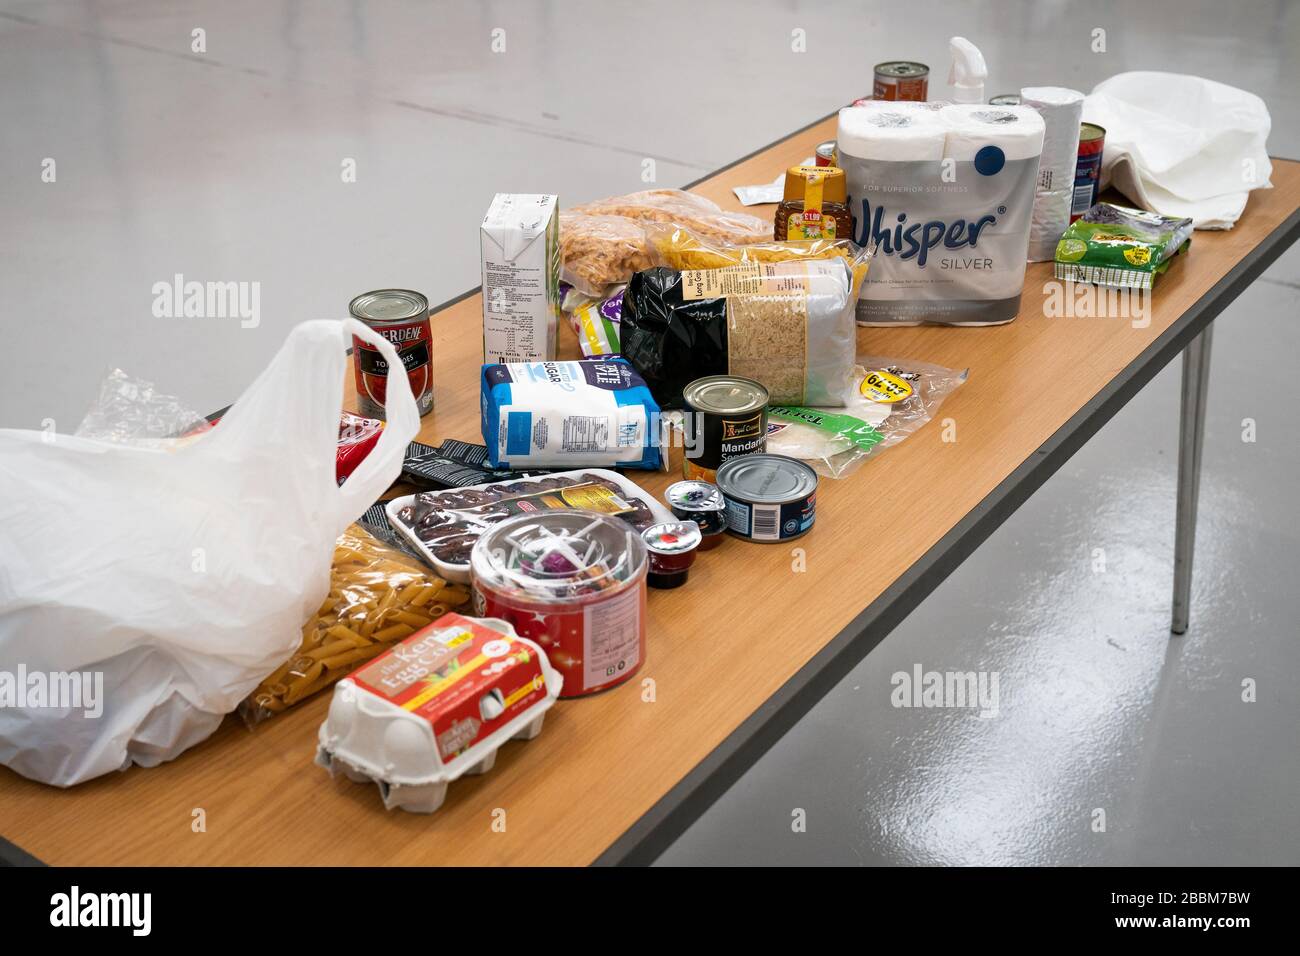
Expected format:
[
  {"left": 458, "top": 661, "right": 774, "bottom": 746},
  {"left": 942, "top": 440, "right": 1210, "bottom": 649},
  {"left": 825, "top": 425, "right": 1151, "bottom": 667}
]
[
  {"left": 1020, "top": 86, "right": 1085, "bottom": 260},
  {"left": 837, "top": 102, "right": 1046, "bottom": 325},
  {"left": 837, "top": 103, "right": 948, "bottom": 161},
  {"left": 938, "top": 104, "right": 1047, "bottom": 162}
]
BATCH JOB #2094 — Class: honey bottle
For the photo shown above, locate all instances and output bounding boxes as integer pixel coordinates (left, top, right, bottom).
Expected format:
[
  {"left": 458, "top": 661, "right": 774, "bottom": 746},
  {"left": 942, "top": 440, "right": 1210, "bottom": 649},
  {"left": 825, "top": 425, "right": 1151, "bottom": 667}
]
[{"left": 773, "top": 165, "right": 852, "bottom": 242}]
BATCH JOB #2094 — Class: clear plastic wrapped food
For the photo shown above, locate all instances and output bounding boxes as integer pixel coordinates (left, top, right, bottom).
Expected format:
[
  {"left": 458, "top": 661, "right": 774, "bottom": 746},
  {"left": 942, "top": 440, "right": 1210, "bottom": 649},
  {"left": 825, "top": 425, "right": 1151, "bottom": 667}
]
[
  {"left": 387, "top": 469, "right": 672, "bottom": 583},
  {"left": 766, "top": 358, "right": 968, "bottom": 478},
  {"left": 560, "top": 189, "right": 771, "bottom": 296},
  {"left": 239, "top": 524, "right": 471, "bottom": 725},
  {"left": 648, "top": 225, "right": 871, "bottom": 293}
]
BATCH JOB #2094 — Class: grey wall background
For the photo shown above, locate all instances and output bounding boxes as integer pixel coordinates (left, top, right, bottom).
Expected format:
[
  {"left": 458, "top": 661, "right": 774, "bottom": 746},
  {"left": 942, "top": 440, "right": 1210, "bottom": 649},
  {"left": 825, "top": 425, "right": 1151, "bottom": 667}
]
[{"left": 2, "top": 0, "right": 1296, "bottom": 865}]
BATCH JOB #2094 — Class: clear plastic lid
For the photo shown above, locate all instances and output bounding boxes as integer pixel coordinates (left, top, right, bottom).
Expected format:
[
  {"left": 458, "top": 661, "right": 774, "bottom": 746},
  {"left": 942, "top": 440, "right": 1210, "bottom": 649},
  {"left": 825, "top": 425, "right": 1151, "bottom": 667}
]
[{"left": 470, "top": 510, "right": 647, "bottom": 604}]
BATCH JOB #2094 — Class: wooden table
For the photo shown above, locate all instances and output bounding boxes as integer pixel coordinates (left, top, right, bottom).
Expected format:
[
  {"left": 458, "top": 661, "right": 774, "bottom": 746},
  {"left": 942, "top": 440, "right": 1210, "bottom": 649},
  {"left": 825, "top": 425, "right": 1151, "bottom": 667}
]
[{"left": 3, "top": 117, "right": 1298, "bottom": 867}]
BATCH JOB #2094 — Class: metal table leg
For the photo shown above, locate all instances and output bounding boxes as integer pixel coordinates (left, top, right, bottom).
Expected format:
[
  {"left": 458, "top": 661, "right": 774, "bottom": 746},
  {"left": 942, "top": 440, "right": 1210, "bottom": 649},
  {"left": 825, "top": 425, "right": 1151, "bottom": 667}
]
[{"left": 1171, "top": 323, "right": 1214, "bottom": 634}]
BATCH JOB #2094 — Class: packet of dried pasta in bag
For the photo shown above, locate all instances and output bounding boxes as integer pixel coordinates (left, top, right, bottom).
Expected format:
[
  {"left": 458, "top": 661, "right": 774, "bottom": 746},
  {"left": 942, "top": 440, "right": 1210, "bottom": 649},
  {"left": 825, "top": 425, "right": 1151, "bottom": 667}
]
[
  {"left": 765, "top": 358, "right": 968, "bottom": 478},
  {"left": 560, "top": 190, "right": 771, "bottom": 297},
  {"left": 647, "top": 224, "right": 870, "bottom": 293},
  {"left": 239, "top": 524, "right": 471, "bottom": 726}
]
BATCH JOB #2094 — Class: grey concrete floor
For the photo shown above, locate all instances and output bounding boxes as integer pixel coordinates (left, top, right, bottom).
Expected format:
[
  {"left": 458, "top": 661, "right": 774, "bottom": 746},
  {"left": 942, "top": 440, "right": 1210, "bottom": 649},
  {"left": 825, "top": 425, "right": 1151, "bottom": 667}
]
[{"left": 2, "top": 1, "right": 1297, "bottom": 865}]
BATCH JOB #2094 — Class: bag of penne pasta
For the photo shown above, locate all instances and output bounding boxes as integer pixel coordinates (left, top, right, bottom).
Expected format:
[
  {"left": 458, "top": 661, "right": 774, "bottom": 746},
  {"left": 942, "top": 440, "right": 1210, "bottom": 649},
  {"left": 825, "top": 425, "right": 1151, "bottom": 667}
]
[{"left": 239, "top": 524, "right": 470, "bottom": 726}]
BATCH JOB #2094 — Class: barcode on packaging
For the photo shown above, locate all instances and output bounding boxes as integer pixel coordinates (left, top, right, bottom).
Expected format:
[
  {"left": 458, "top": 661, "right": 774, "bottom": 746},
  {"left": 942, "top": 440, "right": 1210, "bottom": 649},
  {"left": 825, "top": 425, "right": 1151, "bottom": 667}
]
[
  {"left": 1071, "top": 183, "right": 1095, "bottom": 215},
  {"left": 751, "top": 505, "right": 780, "bottom": 541}
]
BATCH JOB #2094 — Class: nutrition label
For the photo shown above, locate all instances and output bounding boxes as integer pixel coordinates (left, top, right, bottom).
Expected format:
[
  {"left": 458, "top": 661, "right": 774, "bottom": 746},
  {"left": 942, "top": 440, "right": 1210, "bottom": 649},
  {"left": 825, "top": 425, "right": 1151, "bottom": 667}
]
[
  {"left": 582, "top": 587, "right": 642, "bottom": 691},
  {"left": 679, "top": 260, "right": 841, "bottom": 300},
  {"left": 483, "top": 265, "right": 544, "bottom": 360},
  {"left": 561, "top": 415, "right": 610, "bottom": 453}
]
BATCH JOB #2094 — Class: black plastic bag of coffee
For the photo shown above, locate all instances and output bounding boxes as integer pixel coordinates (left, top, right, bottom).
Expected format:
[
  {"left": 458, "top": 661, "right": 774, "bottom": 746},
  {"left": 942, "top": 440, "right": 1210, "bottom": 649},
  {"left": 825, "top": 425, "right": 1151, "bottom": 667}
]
[{"left": 620, "top": 267, "right": 728, "bottom": 409}]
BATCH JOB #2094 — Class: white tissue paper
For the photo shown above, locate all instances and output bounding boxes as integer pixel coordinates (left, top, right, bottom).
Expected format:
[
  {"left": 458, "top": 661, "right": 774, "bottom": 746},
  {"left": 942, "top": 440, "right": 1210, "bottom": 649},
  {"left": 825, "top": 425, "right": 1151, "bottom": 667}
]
[
  {"left": 1082, "top": 72, "right": 1272, "bottom": 229},
  {"left": 1020, "top": 86, "right": 1085, "bottom": 260}
]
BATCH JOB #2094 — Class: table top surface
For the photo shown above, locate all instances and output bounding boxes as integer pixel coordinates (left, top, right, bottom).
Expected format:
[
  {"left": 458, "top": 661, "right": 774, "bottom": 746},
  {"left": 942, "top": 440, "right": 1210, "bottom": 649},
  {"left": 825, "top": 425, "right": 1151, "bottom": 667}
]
[{"left": 3, "top": 117, "right": 1299, "bottom": 867}]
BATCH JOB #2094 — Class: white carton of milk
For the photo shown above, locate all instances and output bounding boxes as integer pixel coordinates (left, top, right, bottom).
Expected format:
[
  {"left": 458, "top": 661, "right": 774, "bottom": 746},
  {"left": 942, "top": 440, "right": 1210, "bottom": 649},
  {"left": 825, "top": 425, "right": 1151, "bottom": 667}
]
[{"left": 480, "top": 194, "right": 560, "bottom": 362}]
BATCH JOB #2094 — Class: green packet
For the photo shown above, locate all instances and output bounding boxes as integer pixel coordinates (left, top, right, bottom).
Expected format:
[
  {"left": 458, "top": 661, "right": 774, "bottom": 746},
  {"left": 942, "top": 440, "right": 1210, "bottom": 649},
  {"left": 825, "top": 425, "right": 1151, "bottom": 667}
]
[
  {"left": 767, "top": 405, "right": 885, "bottom": 452},
  {"left": 1054, "top": 203, "right": 1193, "bottom": 290}
]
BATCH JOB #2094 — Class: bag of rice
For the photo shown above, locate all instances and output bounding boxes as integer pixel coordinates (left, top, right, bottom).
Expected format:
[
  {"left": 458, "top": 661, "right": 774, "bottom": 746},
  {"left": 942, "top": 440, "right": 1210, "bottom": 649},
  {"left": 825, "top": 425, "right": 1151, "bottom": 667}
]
[{"left": 620, "top": 255, "right": 865, "bottom": 409}]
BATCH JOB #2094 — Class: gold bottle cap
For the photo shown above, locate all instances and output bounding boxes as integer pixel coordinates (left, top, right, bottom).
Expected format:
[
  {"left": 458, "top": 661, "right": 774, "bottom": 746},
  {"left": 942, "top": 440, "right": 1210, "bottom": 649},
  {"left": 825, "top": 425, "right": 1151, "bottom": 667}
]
[{"left": 783, "top": 165, "right": 846, "bottom": 204}]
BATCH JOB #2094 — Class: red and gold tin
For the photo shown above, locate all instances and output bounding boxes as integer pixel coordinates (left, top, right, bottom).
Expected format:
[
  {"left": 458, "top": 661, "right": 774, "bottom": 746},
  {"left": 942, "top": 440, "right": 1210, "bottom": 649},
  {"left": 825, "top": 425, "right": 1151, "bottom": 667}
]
[
  {"left": 349, "top": 288, "right": 434, "bottom": 419},
  {"left": 1071, "top": 123, "right": 1107, "bottom": 222},
  {"left": 470, "top": 511, "right": 648, "bottom": 698},
  {"left": 872, "top": 61, "right": 929, "bottom": 101}
]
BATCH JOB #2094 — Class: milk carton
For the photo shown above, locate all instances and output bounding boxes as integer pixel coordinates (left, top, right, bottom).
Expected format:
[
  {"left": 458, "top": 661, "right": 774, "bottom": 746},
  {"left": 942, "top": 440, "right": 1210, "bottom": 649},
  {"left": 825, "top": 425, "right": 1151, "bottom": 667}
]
[{"left": 480, "top": 194, "right": 560, "bottom": 362}]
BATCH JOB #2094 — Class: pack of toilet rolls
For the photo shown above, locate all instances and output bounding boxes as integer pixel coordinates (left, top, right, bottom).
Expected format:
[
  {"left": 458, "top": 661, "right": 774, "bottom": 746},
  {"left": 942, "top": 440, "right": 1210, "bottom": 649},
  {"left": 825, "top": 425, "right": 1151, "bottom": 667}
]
[{"left": 838, "top": 102, "right": 1046, "bottom": 326}]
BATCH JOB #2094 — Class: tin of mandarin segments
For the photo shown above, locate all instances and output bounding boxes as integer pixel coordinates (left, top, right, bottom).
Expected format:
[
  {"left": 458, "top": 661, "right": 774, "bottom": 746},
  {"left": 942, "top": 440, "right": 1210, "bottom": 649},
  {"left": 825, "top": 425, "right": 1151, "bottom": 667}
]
[
  {"left": 1072, "top": 123, "right": 1107, "bottom": 222},
  {"left": 682, "top": 375, "right": 768, "bottom": 483},
  {"left": 815, "top": 140, "right": 837, "bottom": 167},
  {"left": 665, "top": 480, "right": 728, "bottom": 550},
  {"left": 716, "top": 454, "right": 817, "bottom": 543},
  {"left": 872, "top": 61, "right": 929, "bottom": 101},
  {"left": 349, "top": 288, "right": 435, "bottom": 419}
]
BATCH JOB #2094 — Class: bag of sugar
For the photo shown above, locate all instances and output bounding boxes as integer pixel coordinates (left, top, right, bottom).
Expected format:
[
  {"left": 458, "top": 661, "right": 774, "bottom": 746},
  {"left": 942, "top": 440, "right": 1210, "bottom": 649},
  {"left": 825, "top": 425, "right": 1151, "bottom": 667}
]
[{"left": 480, "top": 358, "right": 661, "bottom": 469}]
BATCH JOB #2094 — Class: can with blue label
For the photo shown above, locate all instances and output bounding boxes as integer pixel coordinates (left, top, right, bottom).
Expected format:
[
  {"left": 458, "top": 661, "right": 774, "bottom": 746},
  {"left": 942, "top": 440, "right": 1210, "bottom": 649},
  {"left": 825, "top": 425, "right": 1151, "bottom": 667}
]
[{"left": 715, "top": 454, "right": 817, "bottom": 543}]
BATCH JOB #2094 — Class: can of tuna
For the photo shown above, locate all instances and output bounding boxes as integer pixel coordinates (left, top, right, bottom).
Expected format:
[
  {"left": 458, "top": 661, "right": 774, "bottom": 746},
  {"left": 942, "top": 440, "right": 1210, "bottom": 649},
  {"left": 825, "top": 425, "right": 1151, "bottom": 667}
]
[
  {"left": 715, "top": 454, "right": 817, "bottom": 543},
  {"left": 872, "top": 61, "right": 929, "bottom": 101},
  {"left": 349, "top": 288, "right": 435, "bottom": 419},
  {"left": 1071, "top": 123, "right": 1106, "bottom": 222},
  {"left": 815, "top": 140, "right": 837, "bottom": 167},
  {"left": 989, "top": 93, "right": 1021, "bottom": 106},
  {"left": 682, "top": 375, "right": 768, "bottom": 482}
]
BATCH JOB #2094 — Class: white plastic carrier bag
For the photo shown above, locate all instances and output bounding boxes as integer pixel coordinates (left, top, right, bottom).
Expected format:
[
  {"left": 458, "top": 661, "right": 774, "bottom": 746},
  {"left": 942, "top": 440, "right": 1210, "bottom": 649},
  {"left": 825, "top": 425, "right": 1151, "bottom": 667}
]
[
  {"left": 0, "top": 319, "right": 419, "bottom": 786},
  {"left": 1083, "top": 72, "right": 1273, "bottom": 229}
]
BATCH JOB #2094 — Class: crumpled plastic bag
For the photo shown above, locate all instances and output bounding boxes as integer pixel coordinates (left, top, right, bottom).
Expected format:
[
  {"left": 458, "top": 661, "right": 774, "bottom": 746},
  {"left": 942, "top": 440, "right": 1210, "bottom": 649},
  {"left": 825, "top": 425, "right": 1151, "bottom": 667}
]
[
  {"left": 0, "top": 319, "right": 418, "bottom": 786},
  {"left": 1083, "top": 72, "right": 1272, "bottom": 229},
  {"left": 75, "top": 368, "right": 209, "bottom": 446}
]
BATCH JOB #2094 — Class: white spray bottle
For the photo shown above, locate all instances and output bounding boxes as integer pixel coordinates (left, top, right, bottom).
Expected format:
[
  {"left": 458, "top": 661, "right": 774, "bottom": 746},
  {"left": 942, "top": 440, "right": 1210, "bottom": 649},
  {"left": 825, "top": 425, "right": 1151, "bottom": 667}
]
[{"left": 948, "top": 37, "right": 988, "bottom": 104}]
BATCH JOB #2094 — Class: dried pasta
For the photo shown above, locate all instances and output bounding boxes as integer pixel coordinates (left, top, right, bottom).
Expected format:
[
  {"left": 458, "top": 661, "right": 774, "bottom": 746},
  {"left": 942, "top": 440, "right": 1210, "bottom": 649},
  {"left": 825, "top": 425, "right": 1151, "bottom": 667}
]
[
  {"left": 560, "top": 190, "right": 771, "bottom": 296},
  {"left": 239, "top": 524, "right": 470, "bottom": 725},
  {"left": 649, "top": 224, "right": 870, "bottom": 293}
]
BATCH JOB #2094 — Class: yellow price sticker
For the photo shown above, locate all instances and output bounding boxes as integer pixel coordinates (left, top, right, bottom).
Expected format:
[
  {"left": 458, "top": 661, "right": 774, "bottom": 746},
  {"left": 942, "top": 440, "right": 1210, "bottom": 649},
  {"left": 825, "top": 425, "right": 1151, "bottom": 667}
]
[{"left": 860, "top": 370, "right": 913, "bottom": 404}]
